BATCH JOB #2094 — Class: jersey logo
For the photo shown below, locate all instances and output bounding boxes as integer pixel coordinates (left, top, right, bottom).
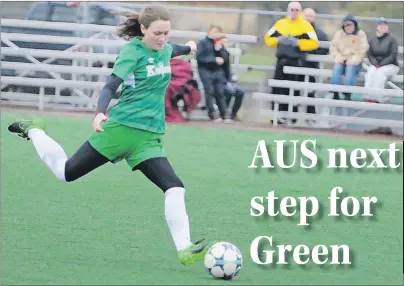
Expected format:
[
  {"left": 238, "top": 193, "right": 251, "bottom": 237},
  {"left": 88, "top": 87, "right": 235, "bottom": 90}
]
[
  {"left": 124, "top": 73, "right": 136, "bottom": 87},
  {"left": 148, "top": 57, "right": 155, "bottom": 64},
  {"left": 146, "top": 62, "right": 171, "bottom": 77}
]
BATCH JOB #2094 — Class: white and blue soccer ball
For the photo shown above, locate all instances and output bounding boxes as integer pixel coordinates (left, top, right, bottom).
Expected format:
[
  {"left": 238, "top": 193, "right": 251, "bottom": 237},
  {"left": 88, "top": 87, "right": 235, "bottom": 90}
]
[{"left": 204, "top": 241, "right": 243, "bottom": 280}]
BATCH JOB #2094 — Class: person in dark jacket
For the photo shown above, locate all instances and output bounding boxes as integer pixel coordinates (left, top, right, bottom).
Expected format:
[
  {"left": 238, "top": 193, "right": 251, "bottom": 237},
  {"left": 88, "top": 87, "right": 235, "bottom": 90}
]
[
  {"left": 196, "top": 25, "right": 230, "bottom": 122},
  {"left": 303, "top": 8, "right": 329, "bottom": 117},
  {"left": 264, "top": 1, "right": 319, "bottom": 124},
  {"left": 303, "top": 8, "right": 329, "bottom": 59},
  {"left": 364, "top": 18, "right": 400, "bottom": 103}
]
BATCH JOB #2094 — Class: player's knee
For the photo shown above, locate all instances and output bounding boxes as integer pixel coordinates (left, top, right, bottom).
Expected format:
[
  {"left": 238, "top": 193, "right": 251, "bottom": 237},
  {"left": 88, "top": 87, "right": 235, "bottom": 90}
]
[
  {"left": 64, "top": 160, "right": 81, "bottom": 182},
  {"left": 64, "top": 170, "right": 77, "bottom": 182},
  {"left": 162, "top": 175, "right": 184, "bottom": 192}
]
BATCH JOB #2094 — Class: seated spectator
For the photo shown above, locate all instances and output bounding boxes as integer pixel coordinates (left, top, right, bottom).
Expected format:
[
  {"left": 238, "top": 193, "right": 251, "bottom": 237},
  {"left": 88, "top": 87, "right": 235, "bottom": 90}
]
[
  {"left": 330, "top": 15, "right": 369, "bottom": 100},
  {"left": 303, "top": 8, "right": 329, "bottom": 119},
  {"left": 264, "top": 1, "right": 319, "bottom": 124},
  {"left": 165, "top": 57, "right": 201, "bottom": 123},
  {"left": 364, "top": 18, "right": 400, "bottom": 103},
  {"left": 196, "top": 25, "right": 230, "bottom": 122},
  {"left": 219, "top": 38, "right": 245, "bottom": 121}
]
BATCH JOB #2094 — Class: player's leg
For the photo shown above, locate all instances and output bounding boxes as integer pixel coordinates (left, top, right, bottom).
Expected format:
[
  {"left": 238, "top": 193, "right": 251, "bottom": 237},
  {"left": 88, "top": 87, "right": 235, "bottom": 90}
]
[
  {"left": 64, "top": 141, "right": 110, "bottom": 182},
  {"left": 135, "top": 157, "right": 191, "bottom": 249},
  {"left": 134, "top": 157, "right": 216, "bottom": 265},
  {"left": 8, "top": 118, "right": 109, "bottom": 182},
  {"left": 125, "top": 130, "right": 215, "bottom": 265}
]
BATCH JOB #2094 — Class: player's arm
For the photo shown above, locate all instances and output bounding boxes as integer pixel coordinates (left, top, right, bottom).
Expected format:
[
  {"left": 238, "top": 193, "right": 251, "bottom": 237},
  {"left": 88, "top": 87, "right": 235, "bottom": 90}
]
[
  {"left": 96, "top": 45, "right": 136, "bottom": 115},
  {"left": 264, "top": 21, "right": 282, "bottom": 48},
  {"left": 93, "top": 44, "right": 135, "bottom": 132},
  {"left": 297, "top": 22, "right": 319, "bottom": 52},
  {"left": 95, "top": 75, "right": 123, "bottom": 114},
  {"left": 93, "top": 74, "right": 123, "bottom": 131}
]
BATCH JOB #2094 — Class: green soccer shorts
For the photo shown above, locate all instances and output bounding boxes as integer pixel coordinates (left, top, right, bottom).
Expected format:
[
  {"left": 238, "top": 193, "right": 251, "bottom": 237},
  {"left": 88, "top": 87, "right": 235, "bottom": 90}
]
[{"left": 88, "top": 120, "right": 166, "bottom": 170}]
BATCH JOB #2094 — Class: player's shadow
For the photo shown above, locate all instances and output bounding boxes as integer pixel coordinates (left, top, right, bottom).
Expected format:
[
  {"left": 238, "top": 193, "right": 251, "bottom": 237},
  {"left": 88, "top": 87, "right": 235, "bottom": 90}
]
[
  {"left": 255, "top": 238, "right": 356, "bottom": 271},
  {"left": 330, "top": 190, "right": 383, "bottom": 222},
  {"left": 253, "top": 199, "right": 325, "bottom": 231},
  {"left": 331, "top": 147, "right": 403, "bottom": 175},
  {"left": 252, "top": 142, "right": 324, "bottom": 175}
]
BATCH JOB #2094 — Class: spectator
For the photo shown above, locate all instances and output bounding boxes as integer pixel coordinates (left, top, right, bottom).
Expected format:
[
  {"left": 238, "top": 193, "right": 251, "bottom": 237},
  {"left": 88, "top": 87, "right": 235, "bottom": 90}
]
[
  {"left": 364, "top": 18, "right": 400, "bottom": 103},
  {"left": 330, "top": 15, "right": 369, "bottom": 100},
  {"left": 196, "top": 25, "right": 230, "bottom": 122},
  {"left": 264, "top": 1, "right": 319, "bottom": 124},
  {"left": 303, "top": 8, "right": 329, "bottom": 119},
  {"left": 220, "top": 37, "right": 245, "bottom": 121},
  {"left": 303, "top": 8, "right": 329, "bottom": 57},
  {"left": 165, "top": 57, "right": 201, "bottom": 123}
]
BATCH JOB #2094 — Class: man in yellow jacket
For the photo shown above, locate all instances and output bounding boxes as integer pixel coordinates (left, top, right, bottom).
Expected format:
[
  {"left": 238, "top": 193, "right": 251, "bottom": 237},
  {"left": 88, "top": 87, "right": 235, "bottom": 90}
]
[{"left": 264, "top": 1, "right": 319, "bottom": 124}]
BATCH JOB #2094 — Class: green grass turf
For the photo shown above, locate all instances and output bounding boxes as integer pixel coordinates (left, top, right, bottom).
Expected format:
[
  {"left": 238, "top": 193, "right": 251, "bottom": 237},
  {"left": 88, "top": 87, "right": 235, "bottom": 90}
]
[{"left": 1, "top": 110, "right": 403, "bottom": 285}]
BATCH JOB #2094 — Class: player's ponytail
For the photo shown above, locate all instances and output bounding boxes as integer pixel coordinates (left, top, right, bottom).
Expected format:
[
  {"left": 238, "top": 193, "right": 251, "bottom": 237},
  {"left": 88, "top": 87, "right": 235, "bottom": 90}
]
[
  {"left": 116, "top": 12, "right": 142, "bottom": 40},
  {"left": 116, "top": 5, "right": 171, "bottom": 41}
]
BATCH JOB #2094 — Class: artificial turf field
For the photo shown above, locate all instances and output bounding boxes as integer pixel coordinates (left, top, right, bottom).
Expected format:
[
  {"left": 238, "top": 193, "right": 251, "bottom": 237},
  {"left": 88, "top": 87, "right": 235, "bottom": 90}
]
[{"left": 1, "top": 110, "right": 403, "bottom": 285}]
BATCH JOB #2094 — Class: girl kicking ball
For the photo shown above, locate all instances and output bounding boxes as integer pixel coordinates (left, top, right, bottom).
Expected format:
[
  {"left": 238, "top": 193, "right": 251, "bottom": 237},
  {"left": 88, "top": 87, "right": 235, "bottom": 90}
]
[{"left": 8, "top": 4, "right": 216, "bottom": 266}]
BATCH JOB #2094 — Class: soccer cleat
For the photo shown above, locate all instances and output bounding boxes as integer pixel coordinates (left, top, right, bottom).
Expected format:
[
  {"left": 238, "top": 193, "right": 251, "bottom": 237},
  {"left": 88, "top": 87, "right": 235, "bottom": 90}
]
[
  {"left": 178, "top": 239, "right": 217, "bottom": 265},
  {"left": 8, "top": 118, "right": 46, "bottom": 140}
]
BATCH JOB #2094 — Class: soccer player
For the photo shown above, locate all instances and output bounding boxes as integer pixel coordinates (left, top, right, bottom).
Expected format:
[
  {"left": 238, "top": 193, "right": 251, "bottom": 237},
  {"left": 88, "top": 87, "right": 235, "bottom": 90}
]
[{"left": 8, "top": 5, "right": 215, "bottom": 266}]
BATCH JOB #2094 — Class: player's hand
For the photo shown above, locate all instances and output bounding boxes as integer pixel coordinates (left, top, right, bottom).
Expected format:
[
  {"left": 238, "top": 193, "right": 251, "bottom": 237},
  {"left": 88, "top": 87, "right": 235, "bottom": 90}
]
[
  {"left": 185, "top": 41, "right": 197, "bottom": 54},
  {"left": 216, "top": 57, "right": 224, "bottom": 65},
  {"left": 93, "top": 113, "right": 107, "bottom": 132}
]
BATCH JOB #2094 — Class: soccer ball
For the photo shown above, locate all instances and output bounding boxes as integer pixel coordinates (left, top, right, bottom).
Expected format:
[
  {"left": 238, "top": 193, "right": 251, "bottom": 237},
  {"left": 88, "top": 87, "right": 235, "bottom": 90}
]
[{"left": 204, "top": 241, "right": 243, "bottom": 280}]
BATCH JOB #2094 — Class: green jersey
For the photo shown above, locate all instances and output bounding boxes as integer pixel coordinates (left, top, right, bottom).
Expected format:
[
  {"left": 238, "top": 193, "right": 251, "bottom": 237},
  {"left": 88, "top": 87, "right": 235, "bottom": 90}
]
[{"left": 109, "top": 37, "right": 173, "bottom": 134}]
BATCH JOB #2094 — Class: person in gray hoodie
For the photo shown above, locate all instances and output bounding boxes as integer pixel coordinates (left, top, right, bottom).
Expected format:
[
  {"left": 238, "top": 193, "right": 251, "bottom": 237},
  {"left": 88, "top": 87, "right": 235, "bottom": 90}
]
[
  {"left": 329, "top": 15, "right": 369, "bottom": 100},
  {"left": 364, "top": 17, "right": 400, "bottom": 103}
]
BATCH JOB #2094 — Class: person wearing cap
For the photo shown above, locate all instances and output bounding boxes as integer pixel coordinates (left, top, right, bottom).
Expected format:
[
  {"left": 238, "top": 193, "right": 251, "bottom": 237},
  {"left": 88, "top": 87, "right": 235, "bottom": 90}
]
[
  {"left": 329, "top": 15, "right": 369, "bottom": 100},
  {"left": 364, "top": 17, "right": 400, "bottom": 103},
  {"left": 264, "top": 1, "right": 319, "bottom": 124}
]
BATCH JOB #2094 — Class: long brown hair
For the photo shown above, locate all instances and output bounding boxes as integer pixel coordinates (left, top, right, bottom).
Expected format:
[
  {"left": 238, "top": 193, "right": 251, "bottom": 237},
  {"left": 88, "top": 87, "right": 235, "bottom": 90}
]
[{"left": 116, "top": 5, "right": 171, "bottom": 40}]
